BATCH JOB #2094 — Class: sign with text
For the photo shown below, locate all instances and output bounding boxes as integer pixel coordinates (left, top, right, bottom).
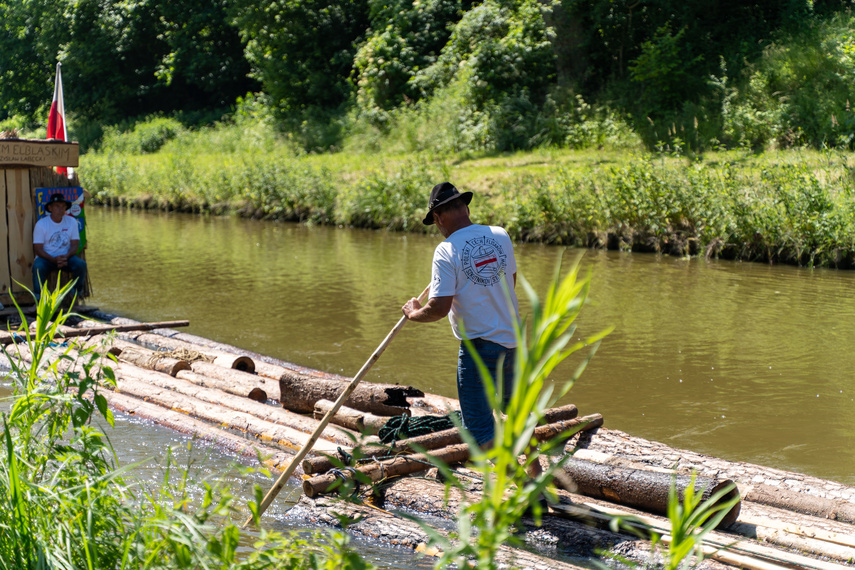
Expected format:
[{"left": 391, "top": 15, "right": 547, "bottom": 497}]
[
  {"left": 0, "top": 140, "right": 79, "bottom": 167},
  {"left": 36, "top": 186, "right": 87, "bottom": 252}
]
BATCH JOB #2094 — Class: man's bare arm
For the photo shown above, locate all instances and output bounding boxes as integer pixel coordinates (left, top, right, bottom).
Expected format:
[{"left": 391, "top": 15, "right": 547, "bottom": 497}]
[{"left": 402, "top": 295, "right": 453, "bottom": 322}]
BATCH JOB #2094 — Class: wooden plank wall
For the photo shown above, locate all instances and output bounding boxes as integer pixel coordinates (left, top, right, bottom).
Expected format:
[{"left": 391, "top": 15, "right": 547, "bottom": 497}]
[
  {"left": 7, "top": 168, "right": 34, "bottom": 299},
  {"left": 0, "top": 173, "right": 8, "bottom": 296}
]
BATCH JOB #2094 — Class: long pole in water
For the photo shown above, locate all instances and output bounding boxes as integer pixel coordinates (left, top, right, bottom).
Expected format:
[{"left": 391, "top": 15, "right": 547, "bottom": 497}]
[{"left": 244, "top": 284, "right": 431, "bottom": 527}]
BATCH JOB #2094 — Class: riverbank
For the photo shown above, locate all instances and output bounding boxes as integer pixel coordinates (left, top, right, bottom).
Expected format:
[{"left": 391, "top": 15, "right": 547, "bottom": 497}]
[{"left": 82, "top": 138, "right": 855, "bottom": 267}]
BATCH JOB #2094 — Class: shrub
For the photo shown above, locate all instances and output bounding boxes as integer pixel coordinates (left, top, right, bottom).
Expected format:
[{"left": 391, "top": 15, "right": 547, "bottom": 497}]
[{"left": 101, "top": 116, "right": 185, "bottom": 154}]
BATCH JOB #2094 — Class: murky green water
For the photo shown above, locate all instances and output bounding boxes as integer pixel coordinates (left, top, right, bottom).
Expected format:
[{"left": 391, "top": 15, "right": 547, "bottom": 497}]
[{"left": 79, "top": 206, "right": 855, "bottom": 487}]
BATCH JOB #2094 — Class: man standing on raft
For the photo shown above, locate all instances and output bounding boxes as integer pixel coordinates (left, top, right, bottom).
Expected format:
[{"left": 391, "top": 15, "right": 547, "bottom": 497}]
[{"left": 402, "top": 181, "right": 520, "bottom": 451}]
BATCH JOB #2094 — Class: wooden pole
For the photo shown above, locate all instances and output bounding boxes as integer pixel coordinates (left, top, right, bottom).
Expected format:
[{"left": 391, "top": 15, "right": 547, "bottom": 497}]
[
  {"left": 0, "top": 320, "right": 190, "bottom": 345},
  {"left": 243, "top": 284, "right": 430, "bottom": 527}
]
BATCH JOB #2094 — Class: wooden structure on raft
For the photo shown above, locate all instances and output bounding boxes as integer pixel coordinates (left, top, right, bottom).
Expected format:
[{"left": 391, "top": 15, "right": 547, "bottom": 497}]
[
  {"left": 0, "top": 137, "right": 84, "bottom": 306},
  {"left": 9, "top": 310, "right": 855, "bottom": 569}
]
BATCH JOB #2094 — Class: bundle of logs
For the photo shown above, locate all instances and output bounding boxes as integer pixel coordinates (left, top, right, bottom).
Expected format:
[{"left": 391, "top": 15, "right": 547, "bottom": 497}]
[{"left": 7, "top": 312, "right": 855, "bottom": 569}]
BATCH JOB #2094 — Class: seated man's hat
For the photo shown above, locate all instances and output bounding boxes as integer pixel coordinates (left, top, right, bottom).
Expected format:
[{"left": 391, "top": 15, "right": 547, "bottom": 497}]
[{"left": 46, "top": 193, "right": 72, "bottom": 209}]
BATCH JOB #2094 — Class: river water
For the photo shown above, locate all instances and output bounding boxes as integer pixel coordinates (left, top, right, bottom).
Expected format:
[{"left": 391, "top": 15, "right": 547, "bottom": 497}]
[
  {"left": 8, "top": 205, "right": 851, "bottom": 564},
  {"left": 80, "top": 207, "right": 855, "bottom": 486}
]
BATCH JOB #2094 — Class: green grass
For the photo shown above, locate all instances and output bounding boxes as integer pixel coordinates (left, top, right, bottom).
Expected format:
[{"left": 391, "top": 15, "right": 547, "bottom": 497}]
[{"left": 81, "top": 117, "right": 855, "bottom": 267}]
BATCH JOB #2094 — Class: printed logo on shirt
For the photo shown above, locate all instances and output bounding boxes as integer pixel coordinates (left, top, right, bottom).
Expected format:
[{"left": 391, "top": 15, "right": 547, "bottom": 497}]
[
  {"left": 461, "top": 236, "right": 507, "bottom": 286},
  {"left": 47, "top": 230, "right": 70, "bottom": 253}
]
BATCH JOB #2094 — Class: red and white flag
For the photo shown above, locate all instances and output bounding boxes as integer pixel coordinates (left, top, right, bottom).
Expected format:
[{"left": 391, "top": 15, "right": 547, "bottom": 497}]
[{"left": 47, "top": 62, "right": 71, "bottom": 176}]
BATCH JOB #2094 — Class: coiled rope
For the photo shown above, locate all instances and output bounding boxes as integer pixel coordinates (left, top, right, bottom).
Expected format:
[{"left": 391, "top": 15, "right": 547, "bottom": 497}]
[{"left": 377, "top": 411, "right": 462, "bottom": 445}]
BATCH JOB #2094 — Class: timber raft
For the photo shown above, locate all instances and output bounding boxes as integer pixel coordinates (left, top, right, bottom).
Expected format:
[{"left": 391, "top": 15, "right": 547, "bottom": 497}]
[{"left": 5, "top": 308, "right": 855, "bottom": 569}]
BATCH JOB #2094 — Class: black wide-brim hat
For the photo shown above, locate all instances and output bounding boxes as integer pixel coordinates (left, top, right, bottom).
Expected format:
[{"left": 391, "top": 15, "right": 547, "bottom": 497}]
[
  {"left": 46, "top": 193, "right": 72, "bottom": 209},
  {"left": 422, "top": 182, "right": 473, "bottom": 225}
]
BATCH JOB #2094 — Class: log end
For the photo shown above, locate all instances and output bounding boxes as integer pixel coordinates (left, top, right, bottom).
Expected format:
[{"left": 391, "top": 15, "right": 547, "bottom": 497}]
[
  {"left": 170, "top": 360, "right": 192, "bottom": 375},
  {"left": 248, "top": 387, "right": 268, "bottom": 403},
  {"left": 303, "top": 478, "right": 319, "bottom": 498},
  {"left": 232, "top": 356, "right": 256, "bottom": 374},
  {"left": 711, "top": 479, "right": 741, "bottom": 529}
]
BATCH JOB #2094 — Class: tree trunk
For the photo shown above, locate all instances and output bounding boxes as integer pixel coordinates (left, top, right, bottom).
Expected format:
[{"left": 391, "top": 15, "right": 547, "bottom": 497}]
[
  {"left": 109, "top": 366, "right": 345, "bottom": 454},
  {"left": 575, "top": 427, "right": 855, "bottom": 522},
  {"left": 118, "top": 330, "right": 257, "bottom": 372},
  {"left": 303, "top": 443, "right": 471, "bottom": 497},
  {"left": 115, "top": 344, "right": 191, "bottom": 376},
  {"left": 82, "top": 313, "right": 324, "bottom": 381},
  {"left": 187, "top": 359, "right": 273, "bottom": 395},
  {"left": 176, "top": 369, "right": 274, "bottom": 402},
  {"left": 556, "top": 456, "right": 741, "bottom": 528},
  {"left": 313, "top": 399, "right": 396, "bottom": 433},
  {"left": 279, "top": 370, "right": 423, "bottom": 415}
]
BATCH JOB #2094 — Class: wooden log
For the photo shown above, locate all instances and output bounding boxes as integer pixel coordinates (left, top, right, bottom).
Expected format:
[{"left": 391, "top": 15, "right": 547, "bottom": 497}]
[
  {"left": 0, "top": 320, "right": 191, "bottom": 345},
  {"left": 86, "top": 324, "right": 264, "bottom": 375},
  {"left": 313, "top": 399, "right": 403, "bottom": 433},
  {"left": 729, "top": 519, "right": 855, "bottom": 563},
  {"left": 304, "top": 415, "right": 605, "bottom": 495},
  {"left": 176, "top": 369, "right": 278, "bottom": 403},
  {"left": 80, "top": 312, "right": 360, "bottom": 383},
  {"left": 736, "top": 512, "right": 855, "bottom": 549},
  {"left": 117, "top": 346, "right": 190, "bottom": 376},
  {"left": 279, "top": 369, "right": 423, "bottom": 415},
  {"left": 109, "top": 365, "right": 343, "bottom": 454},
  {"left": 105, "top": 391, "right": 296, "bottom": 475},
  {"left": 552, "top": 500, "right": 848, "bottom": 570},
  {"left": 304, "top": 443, "right": 470, "bottom": 497},
  {"left": 118, "top": 331, "right": 256, "bottom": 372},
  {"left": 741, "top": 483, "right": 855, "bottom": 525},
  {"left": 108, "top": 363, "right": 355, "bottom": 447},
  {"left": 302, "top": 411, "right": 599, "bottom": 475},
  {"left": 8, "top": 341, "right": 353, "bottom": 452},
  {"left": 575, "top": 427, "right": 855, "bottom": 517},
  {"left": 556, "top": 457, "right": 740, "bottom": 529},
  {"left": 189, "top": 360, "right": 270, "bottom": 396}
]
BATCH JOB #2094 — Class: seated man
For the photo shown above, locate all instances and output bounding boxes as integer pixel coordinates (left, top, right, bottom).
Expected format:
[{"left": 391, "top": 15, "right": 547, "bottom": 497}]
[{"left": 32, "top": 193, "right": 87, "bottom": 302}]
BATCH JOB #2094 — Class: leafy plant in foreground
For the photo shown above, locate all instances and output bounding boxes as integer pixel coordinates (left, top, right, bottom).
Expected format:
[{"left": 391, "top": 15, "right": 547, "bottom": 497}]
[
  {"left": 408, "top": 255, "right": 610, "bottom": 569},
  {"left": 0, "top": 280, "right": 372, "bottom": 569},
  {"left": 653, "top": 474, "right": 739, "bottom": 570}
]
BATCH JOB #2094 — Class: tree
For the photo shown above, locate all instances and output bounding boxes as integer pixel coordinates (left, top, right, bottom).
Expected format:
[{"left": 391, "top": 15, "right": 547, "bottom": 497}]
[{"left": 231, "top": 0, "right": 370, "bottom": 115}]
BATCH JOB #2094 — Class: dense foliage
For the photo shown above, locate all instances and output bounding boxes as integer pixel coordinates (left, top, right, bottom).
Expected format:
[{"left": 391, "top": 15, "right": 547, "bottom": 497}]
[{"left": 3, "top": 0, "right": 855, "bottom": 153}]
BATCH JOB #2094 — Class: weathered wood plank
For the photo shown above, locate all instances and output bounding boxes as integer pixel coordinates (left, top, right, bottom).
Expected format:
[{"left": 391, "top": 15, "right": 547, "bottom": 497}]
[
  {"left": 0, "top": 140, "right": 78, "bottom": 168},
  {"left": 0, "top": 171, "right": 9, "bottom": 295},
  {"left": 6, "top": 168, "right": 33, "bottom": 296}
]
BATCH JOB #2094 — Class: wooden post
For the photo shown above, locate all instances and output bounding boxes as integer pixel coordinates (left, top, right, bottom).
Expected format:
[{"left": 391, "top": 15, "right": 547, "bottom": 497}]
[
  {"left": 7, "top": 168, "right": 33, "bottom": 297},
  {"left": 0, "top": 172, "right": 9, "bottom": 296}
]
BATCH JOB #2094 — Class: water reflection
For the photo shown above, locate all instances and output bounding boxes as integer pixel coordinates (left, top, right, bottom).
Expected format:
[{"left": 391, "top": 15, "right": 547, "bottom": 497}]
[{"left": 85, "top": 207, "right": 855, "bottom": 485}]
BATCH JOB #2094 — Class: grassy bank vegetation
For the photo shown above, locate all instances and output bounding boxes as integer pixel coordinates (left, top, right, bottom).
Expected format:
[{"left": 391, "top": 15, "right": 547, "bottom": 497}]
[{"left": 82, "top": 111, "right": 855, "bottom": 269}]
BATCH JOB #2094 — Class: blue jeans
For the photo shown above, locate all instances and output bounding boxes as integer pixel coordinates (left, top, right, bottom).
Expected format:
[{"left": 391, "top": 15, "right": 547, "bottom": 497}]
[
  {"left": 32, "top": 255, "right": 87, "bottom": 300},
  {"left": 457, "top": 338, "right": 516, "bottom": 446}
]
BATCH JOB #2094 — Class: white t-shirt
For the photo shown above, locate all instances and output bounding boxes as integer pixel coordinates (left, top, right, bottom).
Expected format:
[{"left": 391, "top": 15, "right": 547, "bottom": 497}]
[
  {"left": 430, "top": 224, "right": 519, "bottom": 348},
  {"left": 33, "top": 215, "right": 79, "bottom": 258}
]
